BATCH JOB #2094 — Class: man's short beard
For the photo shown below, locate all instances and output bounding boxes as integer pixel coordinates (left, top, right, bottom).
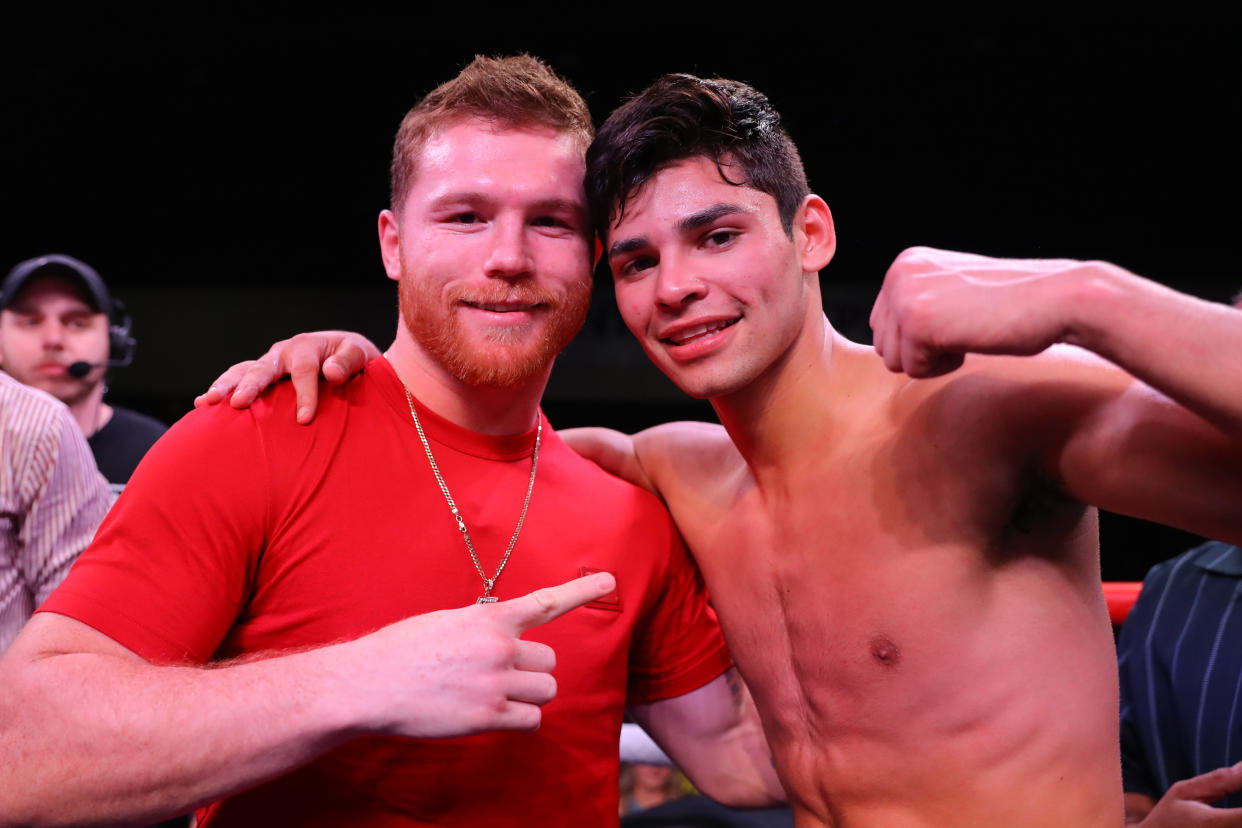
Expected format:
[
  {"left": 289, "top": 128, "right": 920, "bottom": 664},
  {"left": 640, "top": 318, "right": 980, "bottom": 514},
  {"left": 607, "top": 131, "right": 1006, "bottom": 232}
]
[{"left": 399, "top": 268, "right": 591, "bottom": 388}]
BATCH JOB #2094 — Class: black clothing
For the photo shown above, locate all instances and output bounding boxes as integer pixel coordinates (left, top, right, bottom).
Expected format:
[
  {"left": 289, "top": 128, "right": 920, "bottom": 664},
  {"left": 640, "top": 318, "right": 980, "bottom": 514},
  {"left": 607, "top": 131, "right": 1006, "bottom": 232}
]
[{"left": 88, "top": 406, "right": 165, "bottom": 488}]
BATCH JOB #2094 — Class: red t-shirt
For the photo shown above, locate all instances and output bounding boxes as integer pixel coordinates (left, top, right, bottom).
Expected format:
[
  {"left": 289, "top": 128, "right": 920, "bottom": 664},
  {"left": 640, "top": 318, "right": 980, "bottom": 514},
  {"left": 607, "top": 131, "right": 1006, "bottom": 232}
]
[{"left": 42, "top": 358, "right": 730, "bottom": 826}]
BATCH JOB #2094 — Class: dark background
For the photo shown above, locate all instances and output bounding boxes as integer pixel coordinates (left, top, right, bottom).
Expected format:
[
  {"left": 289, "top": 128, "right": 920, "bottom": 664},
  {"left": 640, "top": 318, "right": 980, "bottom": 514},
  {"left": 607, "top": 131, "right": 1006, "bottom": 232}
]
[{"left": 2, "top": 10, "right": 1237, "bottom": 580}]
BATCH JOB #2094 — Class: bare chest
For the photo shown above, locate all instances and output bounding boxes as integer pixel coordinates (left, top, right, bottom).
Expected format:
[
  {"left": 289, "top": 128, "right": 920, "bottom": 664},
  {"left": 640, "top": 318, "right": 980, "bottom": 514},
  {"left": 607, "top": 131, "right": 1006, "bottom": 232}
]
[{"left": 664, "top": 455, "right": 1113, "bottom": 817}]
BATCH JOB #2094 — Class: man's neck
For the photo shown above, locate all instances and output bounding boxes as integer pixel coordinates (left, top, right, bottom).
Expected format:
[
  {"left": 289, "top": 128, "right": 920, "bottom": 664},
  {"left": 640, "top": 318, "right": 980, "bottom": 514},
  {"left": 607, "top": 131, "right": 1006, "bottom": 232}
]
[
  {"left": 67, "top": 384, "right": 112, "bottom": 440},
  {"left": 711, "top": 311, "right": 861, "bottom": 487},
  {"left": 384, "top": 331, "right": 548, "bottom": 436}
]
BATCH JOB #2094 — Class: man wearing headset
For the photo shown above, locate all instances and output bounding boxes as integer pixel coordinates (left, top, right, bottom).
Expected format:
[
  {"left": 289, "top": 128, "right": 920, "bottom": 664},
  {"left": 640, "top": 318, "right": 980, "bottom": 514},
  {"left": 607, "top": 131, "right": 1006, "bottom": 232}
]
[{"left": 0, "top": 254, "right": 165, "bottom": 492}]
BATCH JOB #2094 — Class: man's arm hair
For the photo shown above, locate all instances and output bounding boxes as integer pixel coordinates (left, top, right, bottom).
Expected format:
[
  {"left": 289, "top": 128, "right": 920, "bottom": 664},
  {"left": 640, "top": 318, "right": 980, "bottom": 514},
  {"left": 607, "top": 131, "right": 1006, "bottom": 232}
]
[{"left": 0, "top": 574, "right": 614, "bottom": 826}]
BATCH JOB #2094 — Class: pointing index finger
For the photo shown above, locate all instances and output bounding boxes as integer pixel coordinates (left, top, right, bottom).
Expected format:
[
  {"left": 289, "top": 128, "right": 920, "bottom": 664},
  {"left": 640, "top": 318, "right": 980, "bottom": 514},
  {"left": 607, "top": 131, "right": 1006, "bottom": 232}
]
[{"left": 501, "top": 572, "right": 617, "bottom": 634}]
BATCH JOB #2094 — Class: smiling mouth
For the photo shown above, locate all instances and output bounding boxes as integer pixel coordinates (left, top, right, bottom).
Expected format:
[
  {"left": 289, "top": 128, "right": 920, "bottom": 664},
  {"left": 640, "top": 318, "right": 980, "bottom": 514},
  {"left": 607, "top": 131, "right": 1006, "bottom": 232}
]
[
  {"left": 462, "top": 301, "right": 543, "bottom": 313},
  {"left": 662, "top": 318, "right": 739, "bottom": 346}
]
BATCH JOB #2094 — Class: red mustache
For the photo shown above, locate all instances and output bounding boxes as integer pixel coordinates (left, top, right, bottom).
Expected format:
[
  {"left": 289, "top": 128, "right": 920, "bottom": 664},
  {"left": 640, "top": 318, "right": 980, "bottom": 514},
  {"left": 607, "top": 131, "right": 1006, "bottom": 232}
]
[{"left": 448, "top": 285, "right": 563, "bottom": 307}]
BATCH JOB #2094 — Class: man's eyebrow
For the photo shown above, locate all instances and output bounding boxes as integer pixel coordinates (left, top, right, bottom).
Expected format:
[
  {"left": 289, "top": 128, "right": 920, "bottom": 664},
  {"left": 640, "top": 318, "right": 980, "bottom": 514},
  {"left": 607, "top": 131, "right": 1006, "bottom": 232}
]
[
  {"left": 527, "top": 197, "right": 586, "bottom": 215},
  {"left": 609, "top": 203, "right": 752, "bottom": 259},
  {"left": 427, "top": 193, "right": 585, "bottom": 219},
  {"left": 608, "top": 236, "right": 649, "bottom": 259},
  {"left": 677, "top": 203, "right": 750, "bottom": 233},
  {"left": 428, "top": 191, "right": 492, "bottom": 207}
]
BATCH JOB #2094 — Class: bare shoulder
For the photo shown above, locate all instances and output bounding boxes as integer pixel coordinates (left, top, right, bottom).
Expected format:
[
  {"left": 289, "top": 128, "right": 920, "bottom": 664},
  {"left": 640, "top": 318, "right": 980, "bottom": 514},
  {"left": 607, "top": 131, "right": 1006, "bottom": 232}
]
[
  {"left": 635, "top": 420, "right": 736, "bottom": 464},
  {"left": 634, "top": 421, "right": 741, "bottom": 492}
]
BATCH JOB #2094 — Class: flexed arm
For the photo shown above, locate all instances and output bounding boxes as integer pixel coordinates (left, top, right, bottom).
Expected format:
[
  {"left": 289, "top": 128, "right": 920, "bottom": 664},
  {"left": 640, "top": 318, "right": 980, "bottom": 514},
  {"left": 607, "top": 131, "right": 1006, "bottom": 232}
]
[
  {"left": 870, "top": 247, "right": 1242, "bottom": 436},
  {"left": 871, "top": 246, "right": 1242, "bottom": 543}
]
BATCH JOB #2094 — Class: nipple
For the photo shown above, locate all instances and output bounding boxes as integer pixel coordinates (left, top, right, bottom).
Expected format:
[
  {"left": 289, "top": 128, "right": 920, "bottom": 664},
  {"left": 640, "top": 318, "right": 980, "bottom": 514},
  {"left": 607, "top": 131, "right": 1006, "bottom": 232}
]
[{"left": 870, "top": 635, "right": 901, "bottom": 667}]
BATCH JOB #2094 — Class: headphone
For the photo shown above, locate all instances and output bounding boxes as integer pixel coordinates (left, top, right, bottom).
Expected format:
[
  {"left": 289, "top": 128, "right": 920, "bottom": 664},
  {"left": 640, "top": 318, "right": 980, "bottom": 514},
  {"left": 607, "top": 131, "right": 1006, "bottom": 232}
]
[
  {"left": 2, "top": 254, "right": 137, "bottom": 368},
  {"left": 108, "top": 297, "right": 135, "bottom": 367}
]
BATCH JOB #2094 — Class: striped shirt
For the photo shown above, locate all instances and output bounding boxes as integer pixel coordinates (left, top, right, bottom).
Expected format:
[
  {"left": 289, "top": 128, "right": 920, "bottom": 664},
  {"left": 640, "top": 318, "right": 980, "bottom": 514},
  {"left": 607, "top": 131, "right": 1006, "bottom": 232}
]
[
  {"left": 1117, "top": 540, "right": 1242, "bottom": 807},
  {"left": 0, "top": 371, "right": 111, "bottom": 653}
]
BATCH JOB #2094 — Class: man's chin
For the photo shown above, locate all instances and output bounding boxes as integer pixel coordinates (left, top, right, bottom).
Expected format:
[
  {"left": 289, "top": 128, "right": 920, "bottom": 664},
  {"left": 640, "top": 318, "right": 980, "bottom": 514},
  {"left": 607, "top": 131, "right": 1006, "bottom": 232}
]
[
  {"left": 653, "top": 359, "right": 744, "bottom": 401},
  {"left": 439, "top": 344, "right": 556, "bottom": 389}
]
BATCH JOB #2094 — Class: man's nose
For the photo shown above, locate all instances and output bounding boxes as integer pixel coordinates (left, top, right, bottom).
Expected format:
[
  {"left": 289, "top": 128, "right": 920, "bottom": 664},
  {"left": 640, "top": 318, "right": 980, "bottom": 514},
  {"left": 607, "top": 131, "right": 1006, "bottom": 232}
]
[
  {"left": 40, "top": 320, "right": 64, "bottom": 347},
  {"left": 483, "top": 220, "right": 533, "bottom": 279},
  {"left": 654, "top": 257, "right": 708, "bottom": 309}
]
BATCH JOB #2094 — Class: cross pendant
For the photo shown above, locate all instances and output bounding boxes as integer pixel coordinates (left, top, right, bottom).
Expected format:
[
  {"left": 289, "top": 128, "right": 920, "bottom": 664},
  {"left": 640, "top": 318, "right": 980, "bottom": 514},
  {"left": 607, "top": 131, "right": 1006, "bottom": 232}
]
[{"left": 476, "top": 595, "right": 498, "bottom": 604}]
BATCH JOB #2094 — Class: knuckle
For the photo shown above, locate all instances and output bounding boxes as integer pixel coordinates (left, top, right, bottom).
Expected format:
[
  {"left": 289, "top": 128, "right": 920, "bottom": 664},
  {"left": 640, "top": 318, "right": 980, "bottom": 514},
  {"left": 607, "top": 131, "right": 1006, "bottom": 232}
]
[
  {"left": 476, "top": 630, "right": 516, "bottom": 664},
  {"left": 290, "top": 354, "right": 319, "bottom": 373},
  {"left": 902, "top": 294, "right": 936, "bottom": 328},
  {"left": 527, "top": 588, "right": 556, "bottom": 615}
]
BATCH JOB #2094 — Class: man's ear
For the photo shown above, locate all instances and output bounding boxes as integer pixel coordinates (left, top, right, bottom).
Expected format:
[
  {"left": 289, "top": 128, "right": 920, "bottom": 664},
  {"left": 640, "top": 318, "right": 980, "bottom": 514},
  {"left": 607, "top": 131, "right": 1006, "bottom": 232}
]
[
  {"left": 795, "top": 195, "right": 836, "bottom": 273},
  {"left": 378, "top": 210, "right": 402, "bottom": 282}
]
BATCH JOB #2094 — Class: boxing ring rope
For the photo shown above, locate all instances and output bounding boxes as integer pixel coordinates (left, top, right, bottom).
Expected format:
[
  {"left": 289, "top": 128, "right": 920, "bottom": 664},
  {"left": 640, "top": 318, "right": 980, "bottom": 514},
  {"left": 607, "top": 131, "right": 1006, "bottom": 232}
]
[
  {"left": 1103, "top": 581, "right": 1142, "bottom": 626},
  {"left": 619, "top": 582, "right": 1146, "bottom": 765}
]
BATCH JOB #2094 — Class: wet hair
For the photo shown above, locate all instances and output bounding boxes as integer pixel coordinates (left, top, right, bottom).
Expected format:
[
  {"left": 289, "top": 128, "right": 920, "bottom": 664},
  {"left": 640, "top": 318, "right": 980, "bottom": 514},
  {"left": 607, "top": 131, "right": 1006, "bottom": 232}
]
[
  {"left": 390, "top": 54, "right": 594, "bottom": 212},
  {"left": 586, "top": 74, "right": 810, "bottom": 244}
]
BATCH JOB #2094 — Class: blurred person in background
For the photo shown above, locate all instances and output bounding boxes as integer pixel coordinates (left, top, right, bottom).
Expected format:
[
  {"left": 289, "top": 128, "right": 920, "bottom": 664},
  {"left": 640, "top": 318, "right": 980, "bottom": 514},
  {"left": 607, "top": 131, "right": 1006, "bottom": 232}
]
[{"left": 0, "top": 254, "right": 165, "bottom": 494}]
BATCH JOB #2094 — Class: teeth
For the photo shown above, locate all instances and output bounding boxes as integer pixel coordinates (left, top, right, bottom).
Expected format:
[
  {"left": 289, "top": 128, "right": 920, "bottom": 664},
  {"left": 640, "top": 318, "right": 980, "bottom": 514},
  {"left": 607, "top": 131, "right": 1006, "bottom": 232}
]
[{"left": 667, "top": 319, "right": 737, "bottom": 346}]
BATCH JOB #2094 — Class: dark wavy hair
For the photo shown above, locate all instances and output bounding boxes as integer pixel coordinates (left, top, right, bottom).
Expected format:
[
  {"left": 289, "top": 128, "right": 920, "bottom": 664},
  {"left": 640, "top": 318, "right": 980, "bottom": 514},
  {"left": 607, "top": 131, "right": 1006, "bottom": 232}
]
[{"left": 586, "top": 74, "right": 810, "bottom": 244}]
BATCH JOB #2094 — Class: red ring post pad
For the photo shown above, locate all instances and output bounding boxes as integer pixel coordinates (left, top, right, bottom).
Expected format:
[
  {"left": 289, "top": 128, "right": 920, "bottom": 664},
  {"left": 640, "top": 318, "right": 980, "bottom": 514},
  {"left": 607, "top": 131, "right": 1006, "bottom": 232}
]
[{"left": 1103, "top": 582, "right": 1143, "bottom": 626}]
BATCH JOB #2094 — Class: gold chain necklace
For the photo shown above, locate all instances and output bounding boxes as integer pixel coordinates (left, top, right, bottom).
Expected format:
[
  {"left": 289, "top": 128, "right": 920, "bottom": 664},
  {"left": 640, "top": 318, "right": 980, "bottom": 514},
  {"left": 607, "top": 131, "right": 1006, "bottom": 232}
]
[{"left": 402, "top": 387, "right": 541, "bottom": 604}]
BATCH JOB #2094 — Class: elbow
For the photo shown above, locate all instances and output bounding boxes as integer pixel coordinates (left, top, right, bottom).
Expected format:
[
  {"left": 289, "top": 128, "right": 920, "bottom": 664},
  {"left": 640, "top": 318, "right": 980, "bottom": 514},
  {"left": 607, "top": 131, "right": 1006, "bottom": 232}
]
[{"left": 683, "top": 766, "right": 786, "bottom": 810}]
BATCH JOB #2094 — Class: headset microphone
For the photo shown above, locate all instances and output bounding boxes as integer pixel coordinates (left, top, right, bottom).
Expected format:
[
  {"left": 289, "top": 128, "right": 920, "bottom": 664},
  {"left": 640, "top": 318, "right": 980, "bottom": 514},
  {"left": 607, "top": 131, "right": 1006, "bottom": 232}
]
[{"left": 67, "top": 361, "right": 98, "bottom": 379}]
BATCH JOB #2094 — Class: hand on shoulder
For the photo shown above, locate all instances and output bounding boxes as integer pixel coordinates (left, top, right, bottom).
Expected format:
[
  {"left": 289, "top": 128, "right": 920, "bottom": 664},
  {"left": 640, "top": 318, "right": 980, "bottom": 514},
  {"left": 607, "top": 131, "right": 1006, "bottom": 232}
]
[{"left": 195, "top": 331, "right": 380, "bottom": 425}]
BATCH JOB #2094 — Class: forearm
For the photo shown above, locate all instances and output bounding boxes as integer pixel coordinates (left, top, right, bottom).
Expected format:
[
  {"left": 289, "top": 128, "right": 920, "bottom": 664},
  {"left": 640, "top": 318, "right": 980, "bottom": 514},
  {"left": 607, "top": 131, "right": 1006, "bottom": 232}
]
[
  {"left": 1063, "top": 262, "right": 1242, "bottom": 436},
  {"left": 631, "top": 670, "right": 785, "bottom": 808},
  {"left": 679, "top": 705, "right": 784, "bottom": 807},
  {"left": 0, "top": 638, "right": 365, "bottom": 825},
  {"left": 0, "top": 573, "right": 612, "bottom": 826}
]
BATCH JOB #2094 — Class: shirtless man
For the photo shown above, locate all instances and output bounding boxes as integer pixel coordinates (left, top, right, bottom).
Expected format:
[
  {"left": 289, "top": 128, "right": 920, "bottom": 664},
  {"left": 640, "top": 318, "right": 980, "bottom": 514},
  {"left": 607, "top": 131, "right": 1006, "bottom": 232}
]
[
  {"left": 209, "top": 75, "right": 1242, "bottom": 826},
  {"left": 0, "top": 60, "right": 780, "bottom": 826}
]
